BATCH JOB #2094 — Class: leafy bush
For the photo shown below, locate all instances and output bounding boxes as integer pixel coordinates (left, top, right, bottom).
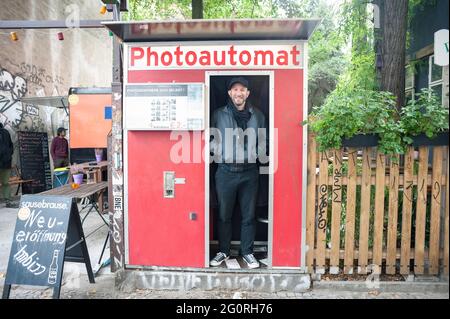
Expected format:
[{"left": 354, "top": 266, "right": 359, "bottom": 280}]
[
  {"left": 400, "top": 88, "right": 449, "bottom": 145},
  {"left": 305, "top": 88, "right": 404, "bottom": 155},
  {"left": 304, "top": 88, "right": 448, "bottom": 155}
]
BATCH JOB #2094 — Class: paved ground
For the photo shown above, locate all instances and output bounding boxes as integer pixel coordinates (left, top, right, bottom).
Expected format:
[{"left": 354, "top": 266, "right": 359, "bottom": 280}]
[
  {"left": 2, "top": 274, "right": 448, "bottom": 299},
  {"left": 0, "top": 201, "right": 448, "bottom": 299}
]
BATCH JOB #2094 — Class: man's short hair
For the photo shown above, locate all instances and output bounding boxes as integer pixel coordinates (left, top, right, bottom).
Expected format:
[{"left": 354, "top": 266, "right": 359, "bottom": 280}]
[{"left": 228, "top": 77, "right": 249, "bottom": 90}]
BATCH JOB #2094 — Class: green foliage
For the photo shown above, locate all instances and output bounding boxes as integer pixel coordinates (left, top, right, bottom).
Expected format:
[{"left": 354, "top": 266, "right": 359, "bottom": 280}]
[
  {"left": 339, "top": 0, "right": 374, "bottom": 55},
  {"left": 339, "top": 52, "right": 377, "bottom": 91},
  {"left": 305, "top": 88, "right": 403, "bottom": 155},
  {"left": 124, "top": 0, "right": 191, "bottom": 20},
  {"left": 400, "top": 88, "right": 449, "bottom": 144},
  {"left": 123, "top": 0, "right": 279, "bottom": 20},
  {"left": 203, "top": 0, "right": 278, "bottom": 18},
  {"left": 305, "top": 87, "right": 449, "bottom": 156},
  {"left": 275, "top": 0, "right": 348, "bottom": 110}
]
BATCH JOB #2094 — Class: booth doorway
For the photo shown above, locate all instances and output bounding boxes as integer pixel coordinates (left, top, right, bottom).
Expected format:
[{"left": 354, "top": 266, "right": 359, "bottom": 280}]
[{"left": 206, "top": 71, "right": 273, "bottom": 269}]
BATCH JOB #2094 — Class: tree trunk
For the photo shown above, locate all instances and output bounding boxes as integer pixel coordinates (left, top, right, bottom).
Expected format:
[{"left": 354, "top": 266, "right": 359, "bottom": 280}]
[
  {"left": 192, "top": 0, "right": 203, "bottom": 19},
  {"left": 377, "top": 0, "right": 409, "bottom": 111}
]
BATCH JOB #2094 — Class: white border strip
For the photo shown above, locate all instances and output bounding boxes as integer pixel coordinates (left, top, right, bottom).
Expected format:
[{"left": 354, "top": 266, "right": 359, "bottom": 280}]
[
  {"left": 300, "top": 42, "right": 308, "bottom": 271},
  {"left": 124, "top": 43, "right": 130, "bottom": 265}
]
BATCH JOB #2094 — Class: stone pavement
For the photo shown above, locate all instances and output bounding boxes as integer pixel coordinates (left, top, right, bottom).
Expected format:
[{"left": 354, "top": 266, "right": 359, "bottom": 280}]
[{"left": 1, "top": 202, "right": 448, "bottom": 299}]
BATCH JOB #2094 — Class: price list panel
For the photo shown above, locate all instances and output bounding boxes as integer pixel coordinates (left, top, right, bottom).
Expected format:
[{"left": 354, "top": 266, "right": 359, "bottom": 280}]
[{"left": 125, "top": 83, "right": 205, "bottom": 130}]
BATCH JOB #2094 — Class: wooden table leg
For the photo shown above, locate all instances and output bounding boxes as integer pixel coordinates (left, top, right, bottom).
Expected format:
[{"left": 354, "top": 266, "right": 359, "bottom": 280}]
[{"left": 98, "top": 190, "right": 104, "bottom": 214}]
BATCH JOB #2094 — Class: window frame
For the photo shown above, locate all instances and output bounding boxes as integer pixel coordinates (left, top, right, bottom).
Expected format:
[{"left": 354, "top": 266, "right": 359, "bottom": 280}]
[{"left": 428, "top": 54, "right": 444, "bottom": 103}]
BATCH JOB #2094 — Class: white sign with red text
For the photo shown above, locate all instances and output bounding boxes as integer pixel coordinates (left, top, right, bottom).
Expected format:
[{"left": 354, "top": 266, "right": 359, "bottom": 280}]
[{"left": 128, "top": 43, "right": 304, "bottom": 70}]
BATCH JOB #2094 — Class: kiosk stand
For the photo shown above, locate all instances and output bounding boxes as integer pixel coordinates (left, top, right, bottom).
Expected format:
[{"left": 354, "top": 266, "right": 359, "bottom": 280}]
[{"left": 104, "top": 19, "right": 319, "bottom": 271}]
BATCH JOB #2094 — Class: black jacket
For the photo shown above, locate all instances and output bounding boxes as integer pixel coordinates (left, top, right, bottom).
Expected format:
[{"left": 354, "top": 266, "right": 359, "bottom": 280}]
[
  {"left": 0, "top": 126, "right": 13, "bottom": 169},
  {"left": 210, "top": 103, "right": 268, "bottom": 164}
]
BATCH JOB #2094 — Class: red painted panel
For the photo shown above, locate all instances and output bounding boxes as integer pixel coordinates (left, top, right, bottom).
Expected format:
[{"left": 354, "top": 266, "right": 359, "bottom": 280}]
[
  {"left": 127, "top": 130, "right": 205, "bottom": 267},
  {"left": 126, "top": 68, "right": 305, "bottom": 268},
  {"left": 127, "top": 70, "right": 205, "bottom": 267},
  {"left": 272, "top": 69, "right": 304, "bottom": 267}
]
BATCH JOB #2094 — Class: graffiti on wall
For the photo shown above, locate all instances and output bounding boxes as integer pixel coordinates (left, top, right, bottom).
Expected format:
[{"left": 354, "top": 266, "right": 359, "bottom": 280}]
[
  {"left": 1, "top": 66, "right": 67, "bottom": 169},
  {"left": 0, "top": 68, "right": 27, "bottom": 115},
  {"left": 5, "top": 59, "right": 65, "bottom": 92},
  {"left": 0, "top": 67, "right": 49, "bottom": 132}
]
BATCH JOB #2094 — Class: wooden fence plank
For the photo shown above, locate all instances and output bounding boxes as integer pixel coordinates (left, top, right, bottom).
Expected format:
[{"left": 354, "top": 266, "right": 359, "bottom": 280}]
[
  {"left": 330, "top": 149, "right": 343, "bottom": 274},
  {"left": 305, "top": 133, "right": 317, "bottom": 273},
  {"left": 386, "top": 155, "right": 400, "bottom": 274},
  {"left": 358, "top": 147, "right": 372, "bottom": 274},
  {"left": 414, "top": 146, "right": 429, "bottom": 275},
  {"left": 400, "top": 147, "right": 415, "bottom": 275},
  {"left": 445, "top": 147, "right": 449, "bottom": 275},
  {"left": 429, "top": 147, "right": 443, "bottom": 275},
  {"left": 316, "top": 151, "right": 330, "bottom": 274},
  {"left": 373, "top": 152, "right": 386, "bottom": 267},
  {"left": 344, "top": 148, "right": 357, "bottom": 274}
]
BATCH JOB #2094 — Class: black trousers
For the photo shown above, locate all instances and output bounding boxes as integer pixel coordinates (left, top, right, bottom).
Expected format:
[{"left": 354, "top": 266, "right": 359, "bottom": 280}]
[
  {"left": 54, "top": 158, "right": 69, "bottom": 168},
  {"left": 215, "top": 164, "right": 259, "bottom": 256}
]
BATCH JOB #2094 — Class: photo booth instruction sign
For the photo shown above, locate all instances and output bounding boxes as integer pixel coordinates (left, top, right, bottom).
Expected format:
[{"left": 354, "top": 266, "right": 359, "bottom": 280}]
[{"left": 125, "top": 83, "right": 205, "bottom": 130}]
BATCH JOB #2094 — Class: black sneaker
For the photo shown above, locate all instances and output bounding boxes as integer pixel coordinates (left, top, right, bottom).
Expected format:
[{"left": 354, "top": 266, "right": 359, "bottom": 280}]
[
  {"left": 210, "top": 252, "right": 228, "bottom": 267},
  {"left": 243, "top": 254, "right": 260, "bottom": 269}
]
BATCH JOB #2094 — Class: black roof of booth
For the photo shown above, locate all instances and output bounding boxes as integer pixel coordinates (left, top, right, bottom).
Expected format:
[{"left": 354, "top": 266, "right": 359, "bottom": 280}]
[{"left": 102, "top": 18, "right": 320, "bottom": 42}]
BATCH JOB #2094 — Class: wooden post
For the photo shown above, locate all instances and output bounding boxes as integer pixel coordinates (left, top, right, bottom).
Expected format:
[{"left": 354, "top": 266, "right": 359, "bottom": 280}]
[
  {"left": 444, "top": 147, "right": 449, "bottom": 275},
  {"left": 330, "top": 149, "right": 343, "bottom": 274},
  {"left": 429, "top": 147, "right": 443, "bottom": 275},
  {"left": 386, "top": 155, "right": 400, "bottom": 274},
  {"left": 344, "top": 148, "right": 357, "bottom": 274},
  {"left": 108, "top": 0, "right": 124, "bottom": 275},
  {"left": 400, "top": 147, "right": 414, "bottom": 275},
  {"left": 414, "top": 146, "right": 429, "bottom": 274},
  {"left": 373, "top": 152, "right": 386, "bottom": 267},
  {"left": 358, "top": 147, "right": 372, "bottom": 274},
  {"left": 316, "top": 151, "right": 330, "bottom": 274},
  {"left": 305, "top": 134, "right": 317, "bottom": 273}
]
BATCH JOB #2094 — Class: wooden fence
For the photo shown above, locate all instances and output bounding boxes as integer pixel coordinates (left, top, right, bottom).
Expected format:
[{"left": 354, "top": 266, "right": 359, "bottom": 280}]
[{"left": 306, "top": 134, "right": 449, "bottom": 276}]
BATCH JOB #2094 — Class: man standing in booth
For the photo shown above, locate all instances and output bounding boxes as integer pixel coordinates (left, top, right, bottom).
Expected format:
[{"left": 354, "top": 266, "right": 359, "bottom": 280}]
[
  {"left": 210, "top": 77, "right": 267, "bottom": 269},
  {"left": 51, "top": 127, "right": 69, "bottom": 168}
]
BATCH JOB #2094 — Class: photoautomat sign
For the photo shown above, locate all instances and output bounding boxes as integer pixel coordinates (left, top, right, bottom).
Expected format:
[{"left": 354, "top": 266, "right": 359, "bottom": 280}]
[{"left": 128, "top": 44, "right": 304, "bottom": 70}]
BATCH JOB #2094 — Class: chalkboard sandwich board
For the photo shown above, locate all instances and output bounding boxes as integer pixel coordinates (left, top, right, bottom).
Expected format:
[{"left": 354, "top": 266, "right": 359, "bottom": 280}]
[
  {"left": 2, "top": 195, "right": 94, "bottom": 299},
  {"left": 17, "top": 131, "right": 52, "bottom": 194}
]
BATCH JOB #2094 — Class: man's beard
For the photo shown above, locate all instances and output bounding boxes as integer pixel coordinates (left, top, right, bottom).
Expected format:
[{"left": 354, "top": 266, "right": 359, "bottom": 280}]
[{"left": 232, "top": 97, "right": 246, "bottom": 108}]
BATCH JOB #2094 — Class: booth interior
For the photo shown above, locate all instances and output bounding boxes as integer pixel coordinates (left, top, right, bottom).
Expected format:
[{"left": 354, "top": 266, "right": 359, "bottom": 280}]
[{"left": 209, "top": 75, "right": 270, "bottom": 267}]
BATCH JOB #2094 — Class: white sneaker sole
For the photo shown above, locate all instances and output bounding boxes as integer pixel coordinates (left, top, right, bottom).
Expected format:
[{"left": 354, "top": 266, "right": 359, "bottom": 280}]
[
  {"left": 243, "top": 259, "right": 260, "bottom": 269},
  {"left": 210, "top": 256, "right": 229, "bottom": 267}
]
